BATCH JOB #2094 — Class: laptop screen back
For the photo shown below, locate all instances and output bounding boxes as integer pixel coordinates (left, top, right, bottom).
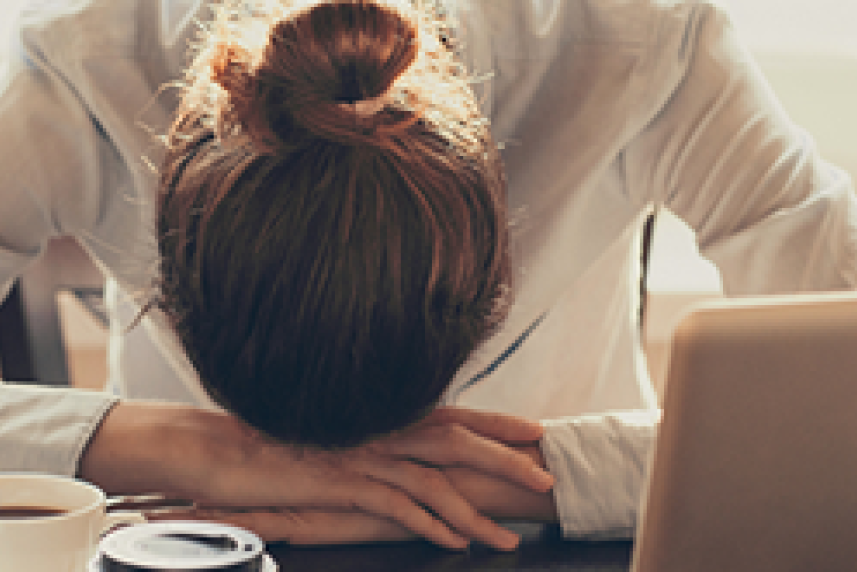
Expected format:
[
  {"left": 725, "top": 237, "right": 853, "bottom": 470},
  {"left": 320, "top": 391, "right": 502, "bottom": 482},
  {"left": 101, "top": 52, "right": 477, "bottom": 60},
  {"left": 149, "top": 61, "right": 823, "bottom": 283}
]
[{"left": 633, "top": 292, "right": 857, "bottom": 572}]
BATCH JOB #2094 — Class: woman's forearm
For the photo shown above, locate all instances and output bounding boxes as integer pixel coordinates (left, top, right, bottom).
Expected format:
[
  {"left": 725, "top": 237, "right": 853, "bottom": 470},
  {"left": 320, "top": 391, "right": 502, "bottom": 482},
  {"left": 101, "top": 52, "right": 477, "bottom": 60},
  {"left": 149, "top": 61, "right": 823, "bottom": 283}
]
[{"left": 78, "top": 402, "right": 555, "bottom": 547}]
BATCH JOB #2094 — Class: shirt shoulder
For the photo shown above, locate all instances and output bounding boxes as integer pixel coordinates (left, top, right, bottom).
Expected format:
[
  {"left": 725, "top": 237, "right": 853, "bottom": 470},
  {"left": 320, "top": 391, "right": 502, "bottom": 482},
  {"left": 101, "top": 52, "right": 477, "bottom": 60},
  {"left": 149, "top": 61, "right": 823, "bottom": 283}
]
[
  {"left": 14, "top": 0, "right": 200, "bottom": 72},
  {"left": 455, "top": 0, "right": 721, "bottom": 142},
  {"left": 459, "top": 0, "right": 708, "bottom": 52}
]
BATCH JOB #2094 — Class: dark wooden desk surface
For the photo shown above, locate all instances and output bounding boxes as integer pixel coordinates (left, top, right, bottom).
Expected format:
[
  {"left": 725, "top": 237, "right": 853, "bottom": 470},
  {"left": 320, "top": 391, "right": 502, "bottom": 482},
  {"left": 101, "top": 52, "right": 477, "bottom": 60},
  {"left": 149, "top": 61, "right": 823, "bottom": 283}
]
[{"left": 268, "top": 523, "right": 633, "bottom": 571}]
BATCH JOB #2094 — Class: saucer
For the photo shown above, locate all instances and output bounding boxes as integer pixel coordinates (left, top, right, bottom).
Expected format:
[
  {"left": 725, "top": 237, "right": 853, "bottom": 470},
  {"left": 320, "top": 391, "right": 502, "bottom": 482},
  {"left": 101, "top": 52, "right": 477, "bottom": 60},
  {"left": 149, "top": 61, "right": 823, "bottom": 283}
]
[{"left": 89, "top": 553, "right": 277, "bottom": 571}]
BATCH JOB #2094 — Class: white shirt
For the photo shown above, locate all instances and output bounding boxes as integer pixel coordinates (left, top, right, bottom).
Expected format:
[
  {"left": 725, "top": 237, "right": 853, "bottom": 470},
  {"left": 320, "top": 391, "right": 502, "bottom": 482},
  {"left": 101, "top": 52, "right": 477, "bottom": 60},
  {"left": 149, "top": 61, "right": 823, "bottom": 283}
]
[{"left": 0, "top": 0, "right": 854, "bottom": 538}]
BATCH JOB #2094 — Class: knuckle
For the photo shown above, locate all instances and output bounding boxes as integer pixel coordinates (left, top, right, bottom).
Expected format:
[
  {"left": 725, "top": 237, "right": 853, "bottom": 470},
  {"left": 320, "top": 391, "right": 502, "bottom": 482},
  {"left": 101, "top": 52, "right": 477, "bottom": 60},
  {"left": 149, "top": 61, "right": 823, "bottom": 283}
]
[
  {"left": 412, "top": 466, "right": 448, "bottom": 493},
  {"left": 341, "top": 484, "right": 367, "bottom": 511},
  {"left": 318, "top": 474, "right": 359, "bottom": 508},
  {"left": 437, "top": 424, "right": 471, "bottom": 456},
  {"left": 390, "top": 491, "right": 424, "bottom": 523},
  {"left": 436, "top": 422, "right": 463, "bottom": 443},
  {"left": 380, "top": 493, "right": 410, "bottom": 521},
  {"left": 352, "top": 478, "right": 389, "bottom": 511},
  {"left": 429, "top": 406, "right": 454, "bottom": 423}
]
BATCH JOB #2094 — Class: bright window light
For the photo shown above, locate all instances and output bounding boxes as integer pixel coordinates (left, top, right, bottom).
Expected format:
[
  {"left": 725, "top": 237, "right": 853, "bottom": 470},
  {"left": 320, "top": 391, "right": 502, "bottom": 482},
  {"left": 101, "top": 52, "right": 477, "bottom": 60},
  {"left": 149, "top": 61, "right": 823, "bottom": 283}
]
[
  {"left": 715, "top": 0, "right": 857, "bottom": 182},
  {"left": 718, "top": 0, "right": 857, "bottom": 53}
]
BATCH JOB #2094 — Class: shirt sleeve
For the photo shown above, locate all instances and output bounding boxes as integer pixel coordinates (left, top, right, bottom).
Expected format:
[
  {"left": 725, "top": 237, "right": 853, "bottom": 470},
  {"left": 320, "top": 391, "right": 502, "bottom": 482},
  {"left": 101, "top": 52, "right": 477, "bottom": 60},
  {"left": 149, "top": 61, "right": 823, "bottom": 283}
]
[
  {"left": 540, "top": 409, "right": 659, "bottom": 539},
  {"left": 0, "top": 5, "right": 114, "bottom": 298},
  {"left": 626, "top": 3, "right": 857, "bottom": 296},
  {"left": 0, "top": 382, "right": 118, "bottom": 476},
  {"left": 0, "top": 7, "right": 124, "bottom": 477}
]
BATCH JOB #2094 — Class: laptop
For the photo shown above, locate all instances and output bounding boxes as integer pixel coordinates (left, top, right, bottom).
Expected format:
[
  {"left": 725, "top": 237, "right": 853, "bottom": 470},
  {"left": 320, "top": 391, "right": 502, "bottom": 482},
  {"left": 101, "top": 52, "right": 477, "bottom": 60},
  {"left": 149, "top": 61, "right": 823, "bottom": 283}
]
[{"left": 632, "top": 291, "right": 857, "bottom": 572}]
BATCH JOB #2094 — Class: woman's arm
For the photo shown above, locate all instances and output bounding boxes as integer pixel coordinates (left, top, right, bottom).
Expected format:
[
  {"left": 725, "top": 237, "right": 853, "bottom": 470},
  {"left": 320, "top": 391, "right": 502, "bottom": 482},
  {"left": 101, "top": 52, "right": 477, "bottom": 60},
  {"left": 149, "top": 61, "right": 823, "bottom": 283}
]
[
  {"left": 447, "top": 411, "right": 658, "bottom": 537},
  {"left": 77, "top": 401, "right": 554, "bottom": 550},
  {"left": 136, "top": 442, "right": 558, "bottom": 547},
  {"left": 152, "top": 409, "right": 660, "bottom": 545},
  {"left": 625, "top": 3, "right": 857, "bottom": 296}
]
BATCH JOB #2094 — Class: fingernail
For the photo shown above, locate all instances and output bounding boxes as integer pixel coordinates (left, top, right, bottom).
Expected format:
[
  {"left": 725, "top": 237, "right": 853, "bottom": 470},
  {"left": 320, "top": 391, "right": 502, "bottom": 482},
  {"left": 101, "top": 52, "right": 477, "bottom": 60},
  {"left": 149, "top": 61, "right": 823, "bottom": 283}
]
[
  {"left": 533, "top": 468, "right": 555, "bottom": 490},
  {"left": 496, "top": 530, "right": 520, "bottom": 551},
  {"left": 450, "top": 535, "right": 470, "bottom": 551}
]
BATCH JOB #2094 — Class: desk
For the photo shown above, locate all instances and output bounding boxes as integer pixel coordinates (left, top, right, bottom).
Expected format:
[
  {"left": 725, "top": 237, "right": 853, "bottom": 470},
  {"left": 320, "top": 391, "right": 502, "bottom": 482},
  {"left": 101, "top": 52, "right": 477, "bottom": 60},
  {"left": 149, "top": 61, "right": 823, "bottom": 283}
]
[{"left": 268, "top": 523, "right": 633, "bottom": 571}]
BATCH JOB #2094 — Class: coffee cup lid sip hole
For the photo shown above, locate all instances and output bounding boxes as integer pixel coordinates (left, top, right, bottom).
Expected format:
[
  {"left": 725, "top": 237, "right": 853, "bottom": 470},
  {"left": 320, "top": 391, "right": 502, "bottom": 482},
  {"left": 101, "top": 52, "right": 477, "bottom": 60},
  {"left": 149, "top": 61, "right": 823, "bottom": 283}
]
[{"left": 89, "top": 521, "right": 276, "bottom": 571}]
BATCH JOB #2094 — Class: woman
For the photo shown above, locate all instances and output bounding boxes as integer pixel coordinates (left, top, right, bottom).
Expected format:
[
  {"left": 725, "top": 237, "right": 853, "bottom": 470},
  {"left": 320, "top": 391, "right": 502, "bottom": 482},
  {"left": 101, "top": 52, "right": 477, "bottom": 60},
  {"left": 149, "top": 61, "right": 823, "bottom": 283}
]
[
  {"left": 0, "top": 0, "right": 556, "bottom": 551},
  {"left": 155, "top": 0, "right": 857, "bottom": 536},
  {"left": 1, "top": 0, "right": 854, "bottom": 547}
]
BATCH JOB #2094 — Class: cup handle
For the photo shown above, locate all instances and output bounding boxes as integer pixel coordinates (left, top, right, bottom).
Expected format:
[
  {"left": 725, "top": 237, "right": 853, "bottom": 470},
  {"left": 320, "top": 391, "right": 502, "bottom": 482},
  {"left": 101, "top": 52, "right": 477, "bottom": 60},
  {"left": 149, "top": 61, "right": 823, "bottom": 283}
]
[{"left": 101, "top": 510, "right": 147, "bottom": 536}]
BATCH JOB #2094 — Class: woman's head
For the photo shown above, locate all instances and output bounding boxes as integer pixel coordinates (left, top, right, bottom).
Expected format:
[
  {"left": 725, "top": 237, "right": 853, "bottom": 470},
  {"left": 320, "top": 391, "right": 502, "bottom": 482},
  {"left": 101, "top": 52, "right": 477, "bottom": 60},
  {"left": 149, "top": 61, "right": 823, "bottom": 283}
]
[{"left": 157, "top": 0, "right": 509, "bottom": 447}]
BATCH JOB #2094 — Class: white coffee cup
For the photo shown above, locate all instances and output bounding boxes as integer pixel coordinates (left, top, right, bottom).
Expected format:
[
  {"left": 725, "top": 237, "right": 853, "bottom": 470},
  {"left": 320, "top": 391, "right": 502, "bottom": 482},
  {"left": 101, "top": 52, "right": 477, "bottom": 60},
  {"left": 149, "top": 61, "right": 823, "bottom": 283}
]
[{"left": 0, "top": 473, "right": 146, "bottom": 572}]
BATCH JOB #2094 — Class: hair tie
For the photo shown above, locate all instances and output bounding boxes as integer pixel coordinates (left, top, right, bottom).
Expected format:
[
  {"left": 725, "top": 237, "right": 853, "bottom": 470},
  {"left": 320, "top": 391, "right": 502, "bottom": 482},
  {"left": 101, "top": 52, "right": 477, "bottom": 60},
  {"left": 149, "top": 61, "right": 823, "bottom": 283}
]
[{"left": 337, "top": 91, "right": 391, "bottom": 117}]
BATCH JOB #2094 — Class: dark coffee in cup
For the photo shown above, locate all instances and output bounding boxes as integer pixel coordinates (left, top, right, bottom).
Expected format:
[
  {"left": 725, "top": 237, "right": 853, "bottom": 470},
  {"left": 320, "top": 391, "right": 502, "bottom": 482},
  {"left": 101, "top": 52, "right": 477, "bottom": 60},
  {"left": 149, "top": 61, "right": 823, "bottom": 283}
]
[
  {"left": 0, "top": 506, "right": 68, "bottom": 519},
  {"left": 0, "top": 474, "right": 146, "bottom": 571}
]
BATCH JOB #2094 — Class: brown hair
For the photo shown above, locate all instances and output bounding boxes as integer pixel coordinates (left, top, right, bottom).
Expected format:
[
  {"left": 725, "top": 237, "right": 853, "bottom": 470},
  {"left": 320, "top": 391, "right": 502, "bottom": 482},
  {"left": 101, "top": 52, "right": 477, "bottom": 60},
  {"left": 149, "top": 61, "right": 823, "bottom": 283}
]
[{"left": 157, "top": 0, "right": 510, "bottom": 447}]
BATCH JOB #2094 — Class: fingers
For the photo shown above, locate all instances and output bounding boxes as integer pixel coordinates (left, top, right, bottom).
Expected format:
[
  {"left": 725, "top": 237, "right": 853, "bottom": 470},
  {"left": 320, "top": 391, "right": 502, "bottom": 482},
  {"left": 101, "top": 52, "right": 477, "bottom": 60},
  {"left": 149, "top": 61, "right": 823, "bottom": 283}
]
[
  {"left": 139, "top": 408, "right": 535, "bottom": 551},
  {"left": 187, "top": 446, "right": 496, "bottom": 550},
  {"left": 146, "top": 507, "right": 415, "bottom": 545},
  {"left": 199, "top": 463, "right": 471, "bottom": 550},
  {"left": 377, "top": 424, "right": 554, "bottom": 493},
  {"left": 443, "top": 466, "right": 559, "bottom": 522},
  {"left": 318, "top": 476, "right": 474, "bottom": 550},
  {"left": 353, "top": 456, "right": 521, "bottom": 551},
  {"left": 423, "top": 407, "right": 544, "bottom": 444}
]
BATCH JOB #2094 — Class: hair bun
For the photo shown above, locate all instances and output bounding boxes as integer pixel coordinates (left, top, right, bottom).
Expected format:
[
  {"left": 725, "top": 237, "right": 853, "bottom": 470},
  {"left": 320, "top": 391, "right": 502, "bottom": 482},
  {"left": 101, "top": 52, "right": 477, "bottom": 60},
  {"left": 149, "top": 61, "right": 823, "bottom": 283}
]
[{"left": 209, "top": 0, "right": 419, "bottom": 151}]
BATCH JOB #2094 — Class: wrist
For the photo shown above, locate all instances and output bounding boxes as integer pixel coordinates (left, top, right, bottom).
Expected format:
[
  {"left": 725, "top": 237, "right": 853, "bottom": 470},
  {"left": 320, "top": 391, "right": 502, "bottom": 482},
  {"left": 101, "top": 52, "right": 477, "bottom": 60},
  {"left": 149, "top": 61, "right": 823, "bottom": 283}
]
[{"left": 77, "top": 400, "right": 205, "bottom": 496}]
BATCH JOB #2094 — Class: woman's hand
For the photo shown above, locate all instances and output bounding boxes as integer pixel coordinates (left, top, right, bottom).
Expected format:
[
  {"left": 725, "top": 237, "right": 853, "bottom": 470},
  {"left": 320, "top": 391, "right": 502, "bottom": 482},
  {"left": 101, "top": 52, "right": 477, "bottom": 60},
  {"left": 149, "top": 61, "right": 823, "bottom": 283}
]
[
  {"left": 441, "top": 444, "right": 559, "bottom": 523},
  {"left": 78, "top": 402, "right": 552, "bottom": 550},
  {"left": 147, "top": 442, "right": 560, "bottom": 546}
]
